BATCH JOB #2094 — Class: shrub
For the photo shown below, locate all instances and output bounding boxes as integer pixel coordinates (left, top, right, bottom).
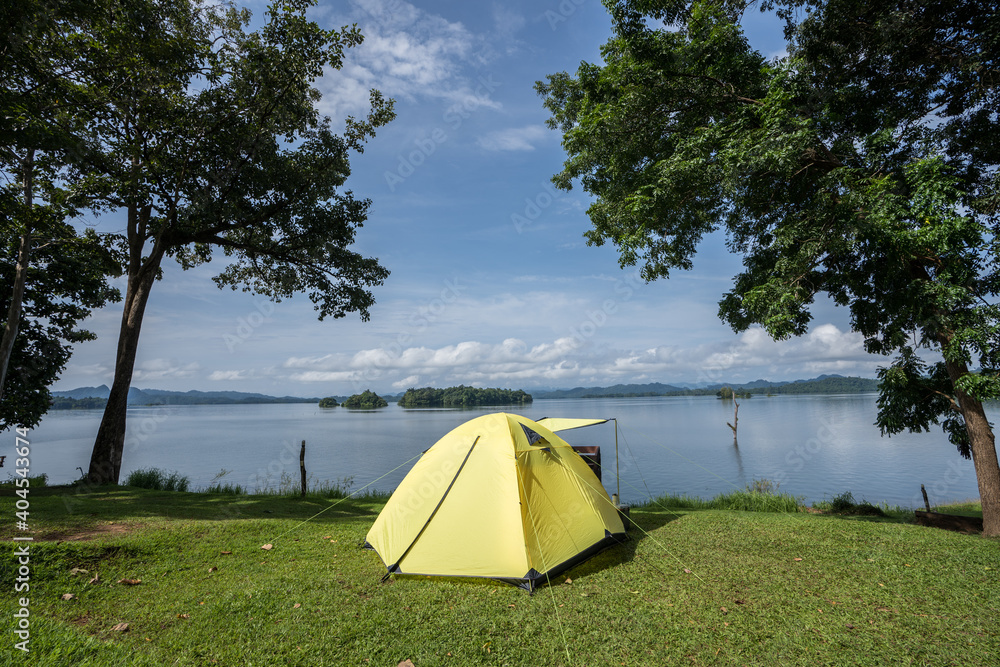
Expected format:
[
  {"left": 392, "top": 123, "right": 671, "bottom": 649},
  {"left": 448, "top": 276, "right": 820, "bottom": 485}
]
[{"left": 824, "top": 491, "right": 885, "bottom": 516}]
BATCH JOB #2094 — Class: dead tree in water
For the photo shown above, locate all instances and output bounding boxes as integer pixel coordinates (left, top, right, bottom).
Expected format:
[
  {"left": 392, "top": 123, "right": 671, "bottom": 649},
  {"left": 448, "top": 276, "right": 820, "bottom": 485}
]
[{"left": 727, "top": 400, "right": 740, "bottom": 443}]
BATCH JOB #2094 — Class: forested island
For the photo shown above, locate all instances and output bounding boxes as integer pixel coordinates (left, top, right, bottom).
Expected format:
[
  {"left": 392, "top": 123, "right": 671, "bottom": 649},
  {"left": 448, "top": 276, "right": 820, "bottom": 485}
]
[
  {"left": 398, "top": 386, "right": 533, "bottom": 408},
  {"left": 341, "top": 390, "right": 388, "bottom": 409}
]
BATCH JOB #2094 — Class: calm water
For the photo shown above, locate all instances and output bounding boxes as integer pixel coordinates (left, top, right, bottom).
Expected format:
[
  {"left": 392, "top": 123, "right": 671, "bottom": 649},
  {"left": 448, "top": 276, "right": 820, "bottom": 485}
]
[{"left": 15, "top": 394, "right": 989, "bottom": 507}]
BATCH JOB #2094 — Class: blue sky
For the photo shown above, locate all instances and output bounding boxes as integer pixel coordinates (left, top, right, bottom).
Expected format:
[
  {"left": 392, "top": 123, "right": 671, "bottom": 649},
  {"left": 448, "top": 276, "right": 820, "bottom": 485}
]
[{"left": 56, "top": 0, "right": 887, "bottom": 397}]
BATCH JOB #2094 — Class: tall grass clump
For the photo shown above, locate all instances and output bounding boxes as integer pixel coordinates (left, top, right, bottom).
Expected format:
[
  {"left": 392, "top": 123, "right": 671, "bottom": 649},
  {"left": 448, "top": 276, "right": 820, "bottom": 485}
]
[
  {"left": 708, "top": 489, "right": 800, "bottom": 512},
  {"left": 251, "top": 471, "right": 359, "bottom": 499},
  {"left": 635, "top": 479, "right": 801, "bottom": 513},
  {"left": 124, "top": 468, "right": 190, "bottom": 492},
  {"left": 203, "top": 468, "right": 245, "bottom": 495}
]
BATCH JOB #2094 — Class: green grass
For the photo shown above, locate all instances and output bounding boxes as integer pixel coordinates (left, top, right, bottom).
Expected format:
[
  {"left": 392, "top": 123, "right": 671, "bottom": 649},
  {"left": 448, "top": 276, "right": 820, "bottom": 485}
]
[
  {"left": 2, "top": 486, "right": 997, "bottom": 666},
  {"left": 930, "top": 500, "right": 984, "bottom": 518},
  {"left": 635, "top": 481, "right": 802, "bottom": 514}
]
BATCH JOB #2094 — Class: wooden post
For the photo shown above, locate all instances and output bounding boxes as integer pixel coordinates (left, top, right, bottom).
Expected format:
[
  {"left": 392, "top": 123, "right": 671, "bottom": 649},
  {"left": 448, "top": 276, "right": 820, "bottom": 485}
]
[
  {"left": 921, "top": 484, "right": 931, "bottom": 512},
  {"left": 299, "top": 440, "right": 307, "bottom": 497}
]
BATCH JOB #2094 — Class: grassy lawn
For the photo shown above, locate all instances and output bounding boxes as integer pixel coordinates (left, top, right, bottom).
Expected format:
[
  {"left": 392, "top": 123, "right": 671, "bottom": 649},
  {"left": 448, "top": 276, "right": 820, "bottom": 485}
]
[{"left": 3, "top": 486, "right": 997, "bottom": 666}]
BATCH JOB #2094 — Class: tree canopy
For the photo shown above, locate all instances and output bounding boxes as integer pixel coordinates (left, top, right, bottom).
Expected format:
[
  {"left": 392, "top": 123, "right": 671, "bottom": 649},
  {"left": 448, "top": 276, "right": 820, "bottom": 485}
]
[{"left": 538, "top": 0, "right": 1000, "bottom": 535}]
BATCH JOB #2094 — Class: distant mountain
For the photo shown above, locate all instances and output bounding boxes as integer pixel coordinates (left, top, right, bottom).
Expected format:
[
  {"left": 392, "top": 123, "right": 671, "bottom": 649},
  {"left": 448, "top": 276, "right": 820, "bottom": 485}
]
[
  {"left": 52, "top": 386, "right": 320, "bottom": 407},
  {"left": 54, "top": 385, "right": 112, "bottom": 399},
  {"left": 535, "top": 382, "right": 685, "bottom": 399},
  {"left": 534, "top": 375, "right": 877, "bottom": 399}
]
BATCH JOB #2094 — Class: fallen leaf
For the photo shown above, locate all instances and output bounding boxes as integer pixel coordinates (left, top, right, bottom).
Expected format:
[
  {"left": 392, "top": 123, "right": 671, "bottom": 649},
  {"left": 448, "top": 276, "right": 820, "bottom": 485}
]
[
  {"left": 683, "top": 568, "right": 692, "bottom": 574},
  {"left": 793, "top": 558, "right": 803, "bottom": 562},
  {"left": 112, "top": 622, "right": 129, "bottom": 632},
  {"left": 508, "top": 604, "right": 515, "bottom": 608},
  {"left": 261, "top": 544, "right": 273, "bottom": 551},
  {"left": 293, "top": 603, "right": 301, "bottom": 609},
  {"left": 220, "top": 551, "right": 232, "bottom": 555},
  {"left": 720, "top": 607, "right": 728, "bottom": 614},
  {"left": 178, "top": 614, "right": 190, "bottom": 619},
  {"left": 88, "top": 574, "right": 100, "bottom": 585},
  {"left": 846, "top": 624, "right": 855, "bottom": 629},
  {"left": 564, "top": 577, "right": 572, "bottom": 585},
  {"left": 117, "top": 579, "right": 141, "bottom": 585},
  {"left": 324, "top": 536, "right": 332, "bottom": 539},
  {"left": 61, "top": 593, "right": 75, "bottom": 601},
  {"left": 208, "top": 567, "right": 218, "bottom": 573},
  {"left": 69, "top": 568, "right": 89, "bottom": 576},
  {"left": 398, "top": 660, "right": 415, "bottom": 667}
]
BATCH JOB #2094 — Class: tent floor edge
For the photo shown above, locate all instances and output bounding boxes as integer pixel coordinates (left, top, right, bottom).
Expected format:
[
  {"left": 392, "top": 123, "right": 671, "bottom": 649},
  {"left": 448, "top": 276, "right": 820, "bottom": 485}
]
[{"left": 524, "top": 531, "right": 629, "bottom": 591}]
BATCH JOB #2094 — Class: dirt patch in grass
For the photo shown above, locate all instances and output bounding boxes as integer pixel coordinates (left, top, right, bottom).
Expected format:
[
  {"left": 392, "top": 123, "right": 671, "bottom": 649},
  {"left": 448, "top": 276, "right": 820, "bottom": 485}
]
[{"left": 37, "top": 522, "right": 137, "bottom": 542}]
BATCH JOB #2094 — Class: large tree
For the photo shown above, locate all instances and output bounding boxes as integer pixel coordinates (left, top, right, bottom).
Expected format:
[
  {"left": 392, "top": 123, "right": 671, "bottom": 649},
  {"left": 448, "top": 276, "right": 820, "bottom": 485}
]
[
  {"left": 1, "top": 0, "right": 122, "bottom": 424},
  {"left": 538, "top": 0, "right": 1000, "bottom": 535},
  {"left": 75, "top": 0, "right": 394, "bottom": 484}
]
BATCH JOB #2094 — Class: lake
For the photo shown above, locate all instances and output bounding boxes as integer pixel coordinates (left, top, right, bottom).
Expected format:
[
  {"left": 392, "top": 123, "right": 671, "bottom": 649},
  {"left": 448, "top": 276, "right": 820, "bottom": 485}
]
[{"left": 15, "top": 394, "right": 988, "bottom": 508}]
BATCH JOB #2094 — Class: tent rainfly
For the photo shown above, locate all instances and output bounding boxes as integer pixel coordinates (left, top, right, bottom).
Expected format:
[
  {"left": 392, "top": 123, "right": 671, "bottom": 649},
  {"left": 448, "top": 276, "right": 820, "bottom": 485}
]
[{"left": 365, "top": 413, "right": 627, "bottom": 592}]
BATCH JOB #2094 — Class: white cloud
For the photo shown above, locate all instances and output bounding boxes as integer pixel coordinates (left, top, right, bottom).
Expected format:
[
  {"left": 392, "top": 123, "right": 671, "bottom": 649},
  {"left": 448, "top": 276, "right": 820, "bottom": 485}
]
[
  {"left": 208, "top": 370, "right": 253, "bottom": 382},
  {"left": 317, "top": 0, "right": 501, "bottom": 119},
  {"left": 278, "top": 324, "right": 882, "bottom": 391},
  {"left": 393, "top": 375, "right": 421, "bottom": 389},
  {"left": 477, "top": 125, "right": 547, "bottom": 151},
  {"left": 131, "top": 359, "right": 200, "bottom": 382}
]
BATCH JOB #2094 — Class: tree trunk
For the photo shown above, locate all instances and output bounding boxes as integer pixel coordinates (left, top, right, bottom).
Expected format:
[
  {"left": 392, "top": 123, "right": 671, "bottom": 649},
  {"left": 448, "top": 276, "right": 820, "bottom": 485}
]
[
  {"left": 0, "top": 150, "right": 35, "bottom": 404},
  {"left": 944, "top": 358, "right": 1000, "bottom": 537},
  {"left": 87, "top": 250, "right": 163, "bottom": 485}
]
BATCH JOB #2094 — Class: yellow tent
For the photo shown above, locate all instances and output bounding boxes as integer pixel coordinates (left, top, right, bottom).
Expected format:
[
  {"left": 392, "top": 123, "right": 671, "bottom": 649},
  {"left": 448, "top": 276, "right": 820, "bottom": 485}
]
[{"left": 365, "top": 413, "right": 626, "bottom": 591}]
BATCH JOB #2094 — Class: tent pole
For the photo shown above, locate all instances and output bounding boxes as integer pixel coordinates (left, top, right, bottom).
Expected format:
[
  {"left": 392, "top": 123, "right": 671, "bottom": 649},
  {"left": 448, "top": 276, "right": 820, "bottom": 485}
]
[{"left": 614, "top": 418, "right": 620, "bottom": 502}]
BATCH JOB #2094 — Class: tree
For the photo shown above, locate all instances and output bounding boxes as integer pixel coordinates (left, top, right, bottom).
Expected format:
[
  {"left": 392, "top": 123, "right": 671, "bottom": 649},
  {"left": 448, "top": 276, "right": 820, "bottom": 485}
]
[
  {"left": 1, "top": 0, "right": 122, "bottom": 424},
  {"left": 318, "top": 397, "right": 339, "bottom": 408},
  {"left": 538, "top": 0, "right": 1000, "bottom": 535},
  {"left": 0, "top": 221, "right": 120, "bottom": 428},
  {"left": 75, "top": 0, "right": 394, "bottom": 484}
]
